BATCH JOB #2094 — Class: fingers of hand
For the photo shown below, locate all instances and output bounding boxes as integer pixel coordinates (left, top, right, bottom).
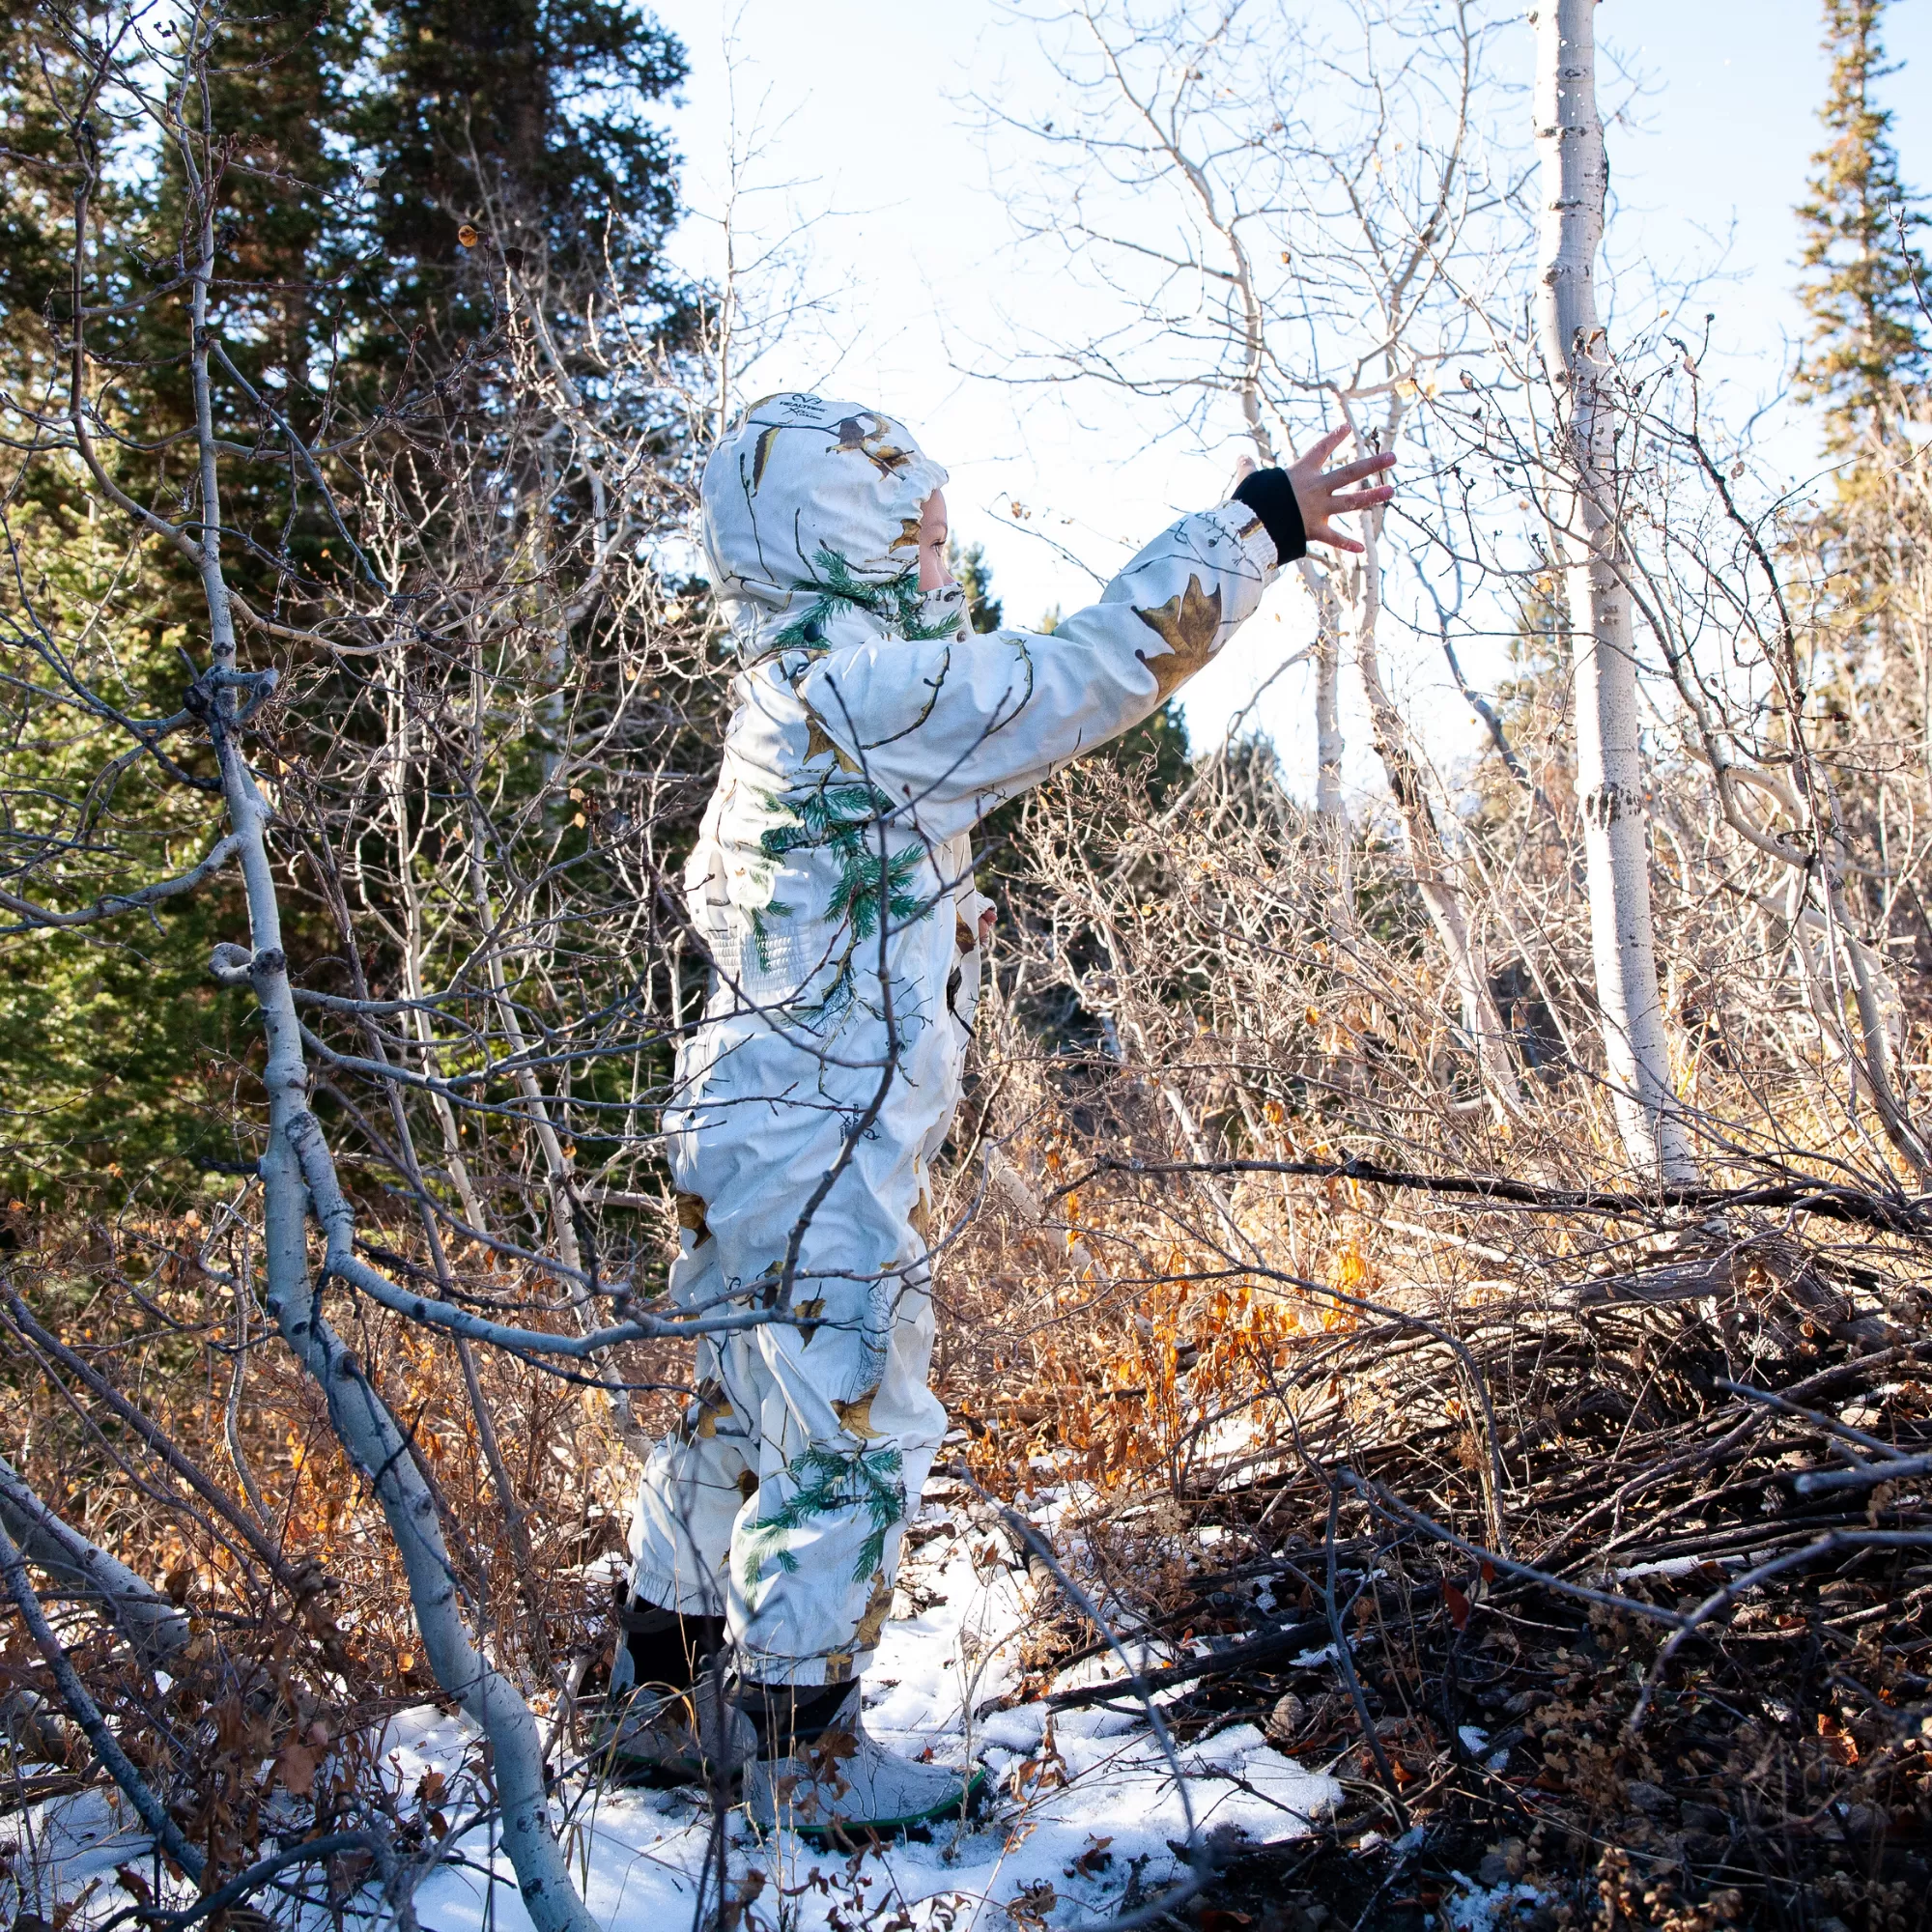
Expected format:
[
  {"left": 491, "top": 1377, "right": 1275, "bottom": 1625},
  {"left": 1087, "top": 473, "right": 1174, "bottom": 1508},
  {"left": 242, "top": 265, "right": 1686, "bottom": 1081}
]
[
  {"left": 1324, "top": 452, "right": 1397, "bottom": 486},
  {"left": 1293, "top": 425, "right": 1350, "bottom": 472},
  {"left": 1326, "top": 486, "right": 1395, "bottom": 514},
  {"left": 1310, "top": 526, "right": 1365, "bottom": 554}
]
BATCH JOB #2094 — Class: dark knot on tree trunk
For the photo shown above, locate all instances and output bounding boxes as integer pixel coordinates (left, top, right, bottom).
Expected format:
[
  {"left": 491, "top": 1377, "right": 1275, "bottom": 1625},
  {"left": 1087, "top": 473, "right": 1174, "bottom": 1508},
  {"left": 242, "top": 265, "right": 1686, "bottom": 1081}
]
[{"left": 1582, "top": 781, "right": 1634, "bottom": 829}]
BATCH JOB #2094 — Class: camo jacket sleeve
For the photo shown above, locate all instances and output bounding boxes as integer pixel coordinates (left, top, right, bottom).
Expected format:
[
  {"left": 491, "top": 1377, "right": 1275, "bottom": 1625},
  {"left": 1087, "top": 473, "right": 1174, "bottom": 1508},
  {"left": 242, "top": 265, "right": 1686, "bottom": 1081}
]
[{"left": 790, "top": 502, "right": 1278, "bottom": 840}]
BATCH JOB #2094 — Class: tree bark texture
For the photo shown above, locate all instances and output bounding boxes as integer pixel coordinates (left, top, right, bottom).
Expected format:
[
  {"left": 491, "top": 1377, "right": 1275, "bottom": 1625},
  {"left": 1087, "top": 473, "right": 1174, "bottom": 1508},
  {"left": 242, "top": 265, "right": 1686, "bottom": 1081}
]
[
  {"left": 1342, "top": 397, "right": 1523, "bottom": 1122},
  {"left": 0, "top": 1457, "right": 188, "bottom": 1668},
  {"left": 1534, "top": 0, "right": 1696, "bottom": 1180},
  {"left": 1299, "top": 557, "right": 1357, "bottom": 929},
  {"left": 181, "top": 159, "right": 594, "bottom": 1918}
]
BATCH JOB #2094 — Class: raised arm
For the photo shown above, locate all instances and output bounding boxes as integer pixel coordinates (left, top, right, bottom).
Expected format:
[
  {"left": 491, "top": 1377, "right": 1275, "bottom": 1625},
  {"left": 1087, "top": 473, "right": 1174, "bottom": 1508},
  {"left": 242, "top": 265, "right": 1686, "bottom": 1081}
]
[
  {"left": 792, "top": 436, "right": 1394, "bottom": 839},
  {"left": 793, "top": 504, "right": 1270, "bottom": 838}
]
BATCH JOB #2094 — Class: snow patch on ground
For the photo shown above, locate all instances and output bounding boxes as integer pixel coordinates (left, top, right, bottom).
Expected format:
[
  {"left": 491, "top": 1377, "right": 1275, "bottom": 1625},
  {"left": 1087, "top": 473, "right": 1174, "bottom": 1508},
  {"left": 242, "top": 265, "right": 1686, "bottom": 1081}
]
[
  {"left": 1, "top": 1783, "right": 155, "bottom": 1923},
  {"left": 1444, "top": 1877, "right": 1547, "bottom": 1930},
  {"left": 408, "top": 1491, "right": 1338, "bottom": 1929},
  {"left": 5, "top": 1486, "right": 1338, "bottom": 1930}
]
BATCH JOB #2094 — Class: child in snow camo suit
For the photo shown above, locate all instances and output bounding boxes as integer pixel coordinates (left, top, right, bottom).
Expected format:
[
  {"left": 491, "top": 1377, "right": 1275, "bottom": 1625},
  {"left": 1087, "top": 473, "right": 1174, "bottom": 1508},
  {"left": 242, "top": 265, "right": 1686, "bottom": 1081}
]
[{"left": 612, "top": 393, "right": 1393, "bottom": 1829}]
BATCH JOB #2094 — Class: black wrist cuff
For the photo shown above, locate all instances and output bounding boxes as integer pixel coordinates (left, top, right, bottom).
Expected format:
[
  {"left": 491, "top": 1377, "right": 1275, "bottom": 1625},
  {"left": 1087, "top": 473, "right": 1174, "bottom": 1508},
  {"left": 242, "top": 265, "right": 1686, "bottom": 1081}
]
[{"left": 1231, "top": 467, "right": 1306, "bottom": 566}]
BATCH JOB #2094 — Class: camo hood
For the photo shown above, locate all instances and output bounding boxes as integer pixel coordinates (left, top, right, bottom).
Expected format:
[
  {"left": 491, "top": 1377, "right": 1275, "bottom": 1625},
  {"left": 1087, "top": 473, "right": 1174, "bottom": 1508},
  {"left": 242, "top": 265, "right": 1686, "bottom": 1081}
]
[{"left": 699, "top": 392, "right": 961, "bottom": 662}]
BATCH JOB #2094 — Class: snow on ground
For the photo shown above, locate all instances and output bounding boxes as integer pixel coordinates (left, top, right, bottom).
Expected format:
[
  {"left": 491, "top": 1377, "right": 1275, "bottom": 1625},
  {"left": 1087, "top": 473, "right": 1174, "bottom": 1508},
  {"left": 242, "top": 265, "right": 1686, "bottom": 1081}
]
[
  {"left": 1442, "top": 1879, "right": 1548, "bottom": 1932},
  {"left": 3, "top": 1479, "right": 1338, "bottom": 1930},
  {"left": 404, "top": 1479, "right": 1338, "bottom": 1930},
  {"left": 1, "top": 1782, "right": 156, "bottom": 1924}
]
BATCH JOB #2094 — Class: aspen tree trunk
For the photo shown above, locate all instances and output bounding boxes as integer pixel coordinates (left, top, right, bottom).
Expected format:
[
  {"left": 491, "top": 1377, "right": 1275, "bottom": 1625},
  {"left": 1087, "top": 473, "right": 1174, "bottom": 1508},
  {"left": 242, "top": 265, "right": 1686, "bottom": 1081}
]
[
  {"left": 169, "top": 115, "right": 594, "bottom": 1927},
  {"left": 1299, "top": 557, "right": 1356, "bottom": 928},
  {"left": 0, "top": 1458, "right": 188, "bottom": 1667},
  {"left": 1350, "top": 520, "right": 1525, "bottom": 1122},
  {"left": 1340, "top": 392, "right": 1523, "bottom": 1121},
  {"left": 1534, "top": 0, "right": 1695, "bottom": 1179},
  {"left": 215, "top": 765, "right": 596, "bottom": 1932}
]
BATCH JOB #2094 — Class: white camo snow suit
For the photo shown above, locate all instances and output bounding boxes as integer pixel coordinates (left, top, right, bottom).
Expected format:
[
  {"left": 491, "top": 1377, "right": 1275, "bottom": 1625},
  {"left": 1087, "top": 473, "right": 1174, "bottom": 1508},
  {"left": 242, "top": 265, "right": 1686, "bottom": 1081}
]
[{"left": 628, "top": 392, "right": 1283, "bottom": 1687}]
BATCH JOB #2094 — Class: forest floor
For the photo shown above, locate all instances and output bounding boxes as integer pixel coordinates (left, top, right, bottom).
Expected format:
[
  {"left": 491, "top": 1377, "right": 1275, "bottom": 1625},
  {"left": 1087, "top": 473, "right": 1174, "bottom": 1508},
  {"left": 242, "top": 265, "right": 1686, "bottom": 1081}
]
[
  {"left": 6, "top": 1206, "right": 1932, "bottom": 1932},
  {"left": 7, "top": 1481, "right": 1338, "bottom": 1932},
  {"left": 14, "top": 1346, "right": 1930, "bottom": 1932}
]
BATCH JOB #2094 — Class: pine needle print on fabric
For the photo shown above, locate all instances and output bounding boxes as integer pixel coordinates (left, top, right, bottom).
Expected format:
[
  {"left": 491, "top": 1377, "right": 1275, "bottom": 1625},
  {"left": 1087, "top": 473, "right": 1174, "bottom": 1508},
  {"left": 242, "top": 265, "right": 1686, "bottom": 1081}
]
[{"left": 740, "top": 1440, "right": 907, "bottom": 1598}]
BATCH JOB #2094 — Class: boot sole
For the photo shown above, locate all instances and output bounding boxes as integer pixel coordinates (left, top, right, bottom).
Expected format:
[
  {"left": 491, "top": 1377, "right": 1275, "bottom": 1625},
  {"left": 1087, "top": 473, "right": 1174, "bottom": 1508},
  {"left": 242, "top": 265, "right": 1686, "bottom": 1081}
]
[{"left": 783, "top": 1763, "right": 989, "bottom": 1842}]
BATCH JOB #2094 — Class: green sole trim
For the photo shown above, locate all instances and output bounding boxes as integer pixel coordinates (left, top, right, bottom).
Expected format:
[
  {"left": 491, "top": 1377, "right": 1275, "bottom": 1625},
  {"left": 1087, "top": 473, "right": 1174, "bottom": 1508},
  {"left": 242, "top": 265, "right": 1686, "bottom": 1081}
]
[{"left": 787, "top": 1764, "right": 989, "bottom": 1841}]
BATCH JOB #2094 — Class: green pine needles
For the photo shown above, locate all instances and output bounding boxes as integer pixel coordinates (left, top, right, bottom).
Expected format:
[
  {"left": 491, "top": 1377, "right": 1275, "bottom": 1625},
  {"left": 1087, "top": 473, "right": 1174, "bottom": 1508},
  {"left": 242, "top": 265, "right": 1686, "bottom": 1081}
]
[
  {"left": 751, "top": 778, "right": 934, "bottom": 1022},
  {"left": 758, "top": 782, "right": 926, "bottom": 942},
  {"left": 734, "top": 541, "right": 960, "bottom": 1014},
  {"left": 1796, "top": 0, "right": 1930, "bottom": 456}
]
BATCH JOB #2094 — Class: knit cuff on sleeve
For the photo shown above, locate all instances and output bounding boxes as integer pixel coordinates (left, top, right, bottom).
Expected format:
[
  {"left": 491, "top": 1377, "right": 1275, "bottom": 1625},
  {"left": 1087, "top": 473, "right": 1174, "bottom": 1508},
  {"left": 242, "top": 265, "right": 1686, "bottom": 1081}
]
[{"left": 1231, "top": 467, "right": 1307, "bottom": 566}]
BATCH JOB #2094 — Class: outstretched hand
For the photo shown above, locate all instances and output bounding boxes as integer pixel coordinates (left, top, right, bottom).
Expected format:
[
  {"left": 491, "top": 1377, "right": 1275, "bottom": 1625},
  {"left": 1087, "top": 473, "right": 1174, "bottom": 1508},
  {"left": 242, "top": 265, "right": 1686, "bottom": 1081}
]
[
  {"left": 1288, "top": 426, "right": 1396, "bottom": 554},
  {"left": 1234, "top": 428, "right": 1397, "bottom": 556}
]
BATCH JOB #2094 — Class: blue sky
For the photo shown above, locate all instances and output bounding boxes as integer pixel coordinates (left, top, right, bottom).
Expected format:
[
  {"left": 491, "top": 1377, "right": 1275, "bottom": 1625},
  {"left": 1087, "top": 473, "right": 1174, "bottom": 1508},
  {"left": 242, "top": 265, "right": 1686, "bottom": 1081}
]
[{"left": 646, "top": 0, "right": 1931, "bottom": 788}]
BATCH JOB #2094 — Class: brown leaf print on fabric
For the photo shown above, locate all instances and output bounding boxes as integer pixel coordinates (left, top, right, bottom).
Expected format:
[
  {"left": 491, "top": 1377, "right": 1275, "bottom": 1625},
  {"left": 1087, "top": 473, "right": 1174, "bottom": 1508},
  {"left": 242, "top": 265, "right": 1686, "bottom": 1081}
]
[
  {"left": 795, "top": 1294, "right": 829, "bottom": 1349},
  {"left": 682, "top": 1377, "right": 728, "bottom": 1442},
  {"left": 752, "top": 423, "right": 786, "bottom": 488},
  {"left": 828, "top": 413, "right": 914, "bottom": 477},
  {"left": 804, "top": 713, "right": 859, "bottom": 773},
  {"left": 675, "top": 1191, "right": 711, "bottom": 1239},
  {"left": 834, "top": 1394, "right": 884, "bottom": 1440},
  {"left": 1132, "top": 574, "right": 1223, "bottom": 702},
  {"left": 853, "top": 1570, "right": 894, "bottom": 1649},
  {"left": 890, "top": 514, "right": 923, "bottom": 554}
]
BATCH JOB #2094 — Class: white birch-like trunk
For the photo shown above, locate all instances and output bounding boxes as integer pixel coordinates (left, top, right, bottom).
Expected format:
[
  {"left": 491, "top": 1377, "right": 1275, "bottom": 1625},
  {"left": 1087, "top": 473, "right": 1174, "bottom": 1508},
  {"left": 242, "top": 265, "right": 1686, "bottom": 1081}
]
[
  {"left": 217, "top": 759, "right": 595, "bottom": 1932},
  {"left": 1534, "top": 0, "right": 1695, "bottom": 1180},
  {"left": 0, "top": 1457, "right": 188, "bottom": 1667},
  {"left": 172, "top": 141, "right": 593, "bottom": 1925},
  {"left": 1342, "top": 401, "right": 1523, "bottom": 1122},
  {"left": 1299, "top": 557, "right": 1356, "bottom": 928},
  {"left": 1350, "top": 551, "right": 1524, "bottom": 1121}
]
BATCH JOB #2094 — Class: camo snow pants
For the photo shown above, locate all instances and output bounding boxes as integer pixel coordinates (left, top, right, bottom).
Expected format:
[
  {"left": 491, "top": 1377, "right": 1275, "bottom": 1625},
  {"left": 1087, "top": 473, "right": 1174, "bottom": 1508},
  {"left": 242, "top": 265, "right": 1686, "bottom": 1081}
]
[{"left": 625, "top": 1047, "right": 952, "bottom": 1688}]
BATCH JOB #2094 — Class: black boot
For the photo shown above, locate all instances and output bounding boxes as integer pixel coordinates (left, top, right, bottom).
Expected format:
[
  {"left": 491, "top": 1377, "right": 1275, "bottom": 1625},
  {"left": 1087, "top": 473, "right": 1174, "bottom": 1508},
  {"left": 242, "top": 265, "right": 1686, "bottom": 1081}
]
[
  {"left": 732, "top": 1675, "right": 853, "bottom": 1756},
  {"left": 598, "top": 1600, "right": 736, "bottom": 1785},
  {"left": 618, "top": 1600, "right": 724, "bottom": 1694}
]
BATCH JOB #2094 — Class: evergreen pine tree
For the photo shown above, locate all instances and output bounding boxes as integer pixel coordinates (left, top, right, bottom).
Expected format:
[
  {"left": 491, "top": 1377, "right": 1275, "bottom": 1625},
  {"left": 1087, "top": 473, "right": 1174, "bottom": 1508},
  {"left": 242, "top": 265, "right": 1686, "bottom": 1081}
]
[
  {"left": 0, "top": 19, "right": 82, "bottom": 374},
  {"left": 946, "top": 539, "right": 1004, "bottom": 633},
  {"left": 1795, "top": 0, "right": 1930, "bottom": 457},
  {"left": 1792, "top": 0, "right": 1932, "bottom": 725},
  {"left": 0, "top": 0, "right": 692, "bottom": 1203},
  {"left": 350, "top": 0, "right": 687, "bottom": 358}
]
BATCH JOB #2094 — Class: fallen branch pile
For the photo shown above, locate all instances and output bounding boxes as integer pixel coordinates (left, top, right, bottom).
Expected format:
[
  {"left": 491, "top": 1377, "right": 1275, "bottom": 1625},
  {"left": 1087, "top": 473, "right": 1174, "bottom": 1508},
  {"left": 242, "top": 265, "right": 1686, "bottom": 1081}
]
[{"left": 942, "top": 1143, "right": 1932, "bottom": 1930}]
